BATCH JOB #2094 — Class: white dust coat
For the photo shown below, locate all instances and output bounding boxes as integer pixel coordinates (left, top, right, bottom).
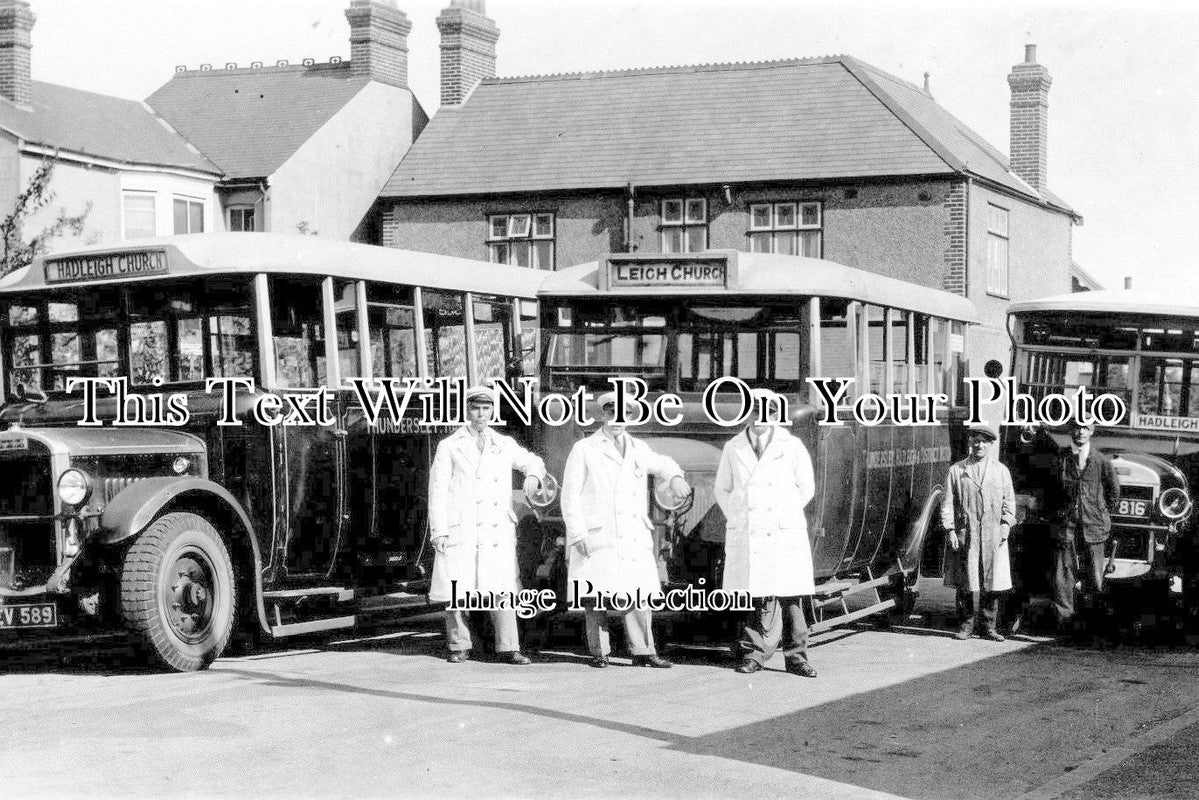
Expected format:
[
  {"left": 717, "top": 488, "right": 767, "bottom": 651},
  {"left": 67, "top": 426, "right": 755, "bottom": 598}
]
[
  {"left": 713, "top": 426, "right": 817, "bottom": 597},
  {"left": 427, "top": 426, "right": 545, "bottom": 603},
  {"left": 561, "top": 430, "right": 684, "bottom": 602}
]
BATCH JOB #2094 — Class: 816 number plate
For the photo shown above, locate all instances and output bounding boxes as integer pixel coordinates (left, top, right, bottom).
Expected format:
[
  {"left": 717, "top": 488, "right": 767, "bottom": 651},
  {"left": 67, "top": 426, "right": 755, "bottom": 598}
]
[
  {"left": 0, "top": 603, "right": 57, "bottom": 629},
  {"left": 1117, "top": 499, "right": 1149, "bottom": 517}
]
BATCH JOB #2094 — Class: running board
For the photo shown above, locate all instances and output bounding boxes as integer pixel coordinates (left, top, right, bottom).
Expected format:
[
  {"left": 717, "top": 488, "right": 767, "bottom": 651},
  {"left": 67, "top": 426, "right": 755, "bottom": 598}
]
[
  {"left": 265, "top": 586, "right": 357, "bottom": 638},
  {"left": 270, "top": 615, "right": 357, "bottom": 638},
  {"left": 810, "top": 597, "right": 897, "bottom": 634}
]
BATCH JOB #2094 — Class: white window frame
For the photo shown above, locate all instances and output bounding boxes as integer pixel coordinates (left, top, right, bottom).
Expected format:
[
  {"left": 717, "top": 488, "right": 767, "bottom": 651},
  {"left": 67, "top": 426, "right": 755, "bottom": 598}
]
[
  {"left": 747, "top": 201, "right": 822, "bottom": 257},
  {"left": 986, "top": 203, "right": 1010, "bottom": 298},
  {"left": 122, "top": 191, "right": 157, "bottom": 241},
  {"left": 487, "top": 212, "right": 555, "bottom": 270},
  {"left": 660, "top": 198, "right": 708, "bottom": 253},
  {"left": 173, "top": 195, "right": 206, "bottom": 235},
  {"left": 228, "top": 205, "right": 256, "bottom": 232}
]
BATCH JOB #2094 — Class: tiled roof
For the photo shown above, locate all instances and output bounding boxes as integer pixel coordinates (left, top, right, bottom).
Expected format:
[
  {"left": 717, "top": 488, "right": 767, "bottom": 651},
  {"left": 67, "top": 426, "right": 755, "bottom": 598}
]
[
  {"left": 381, "top": 55, "right": 1074, "bottom": 215},
  {"left": 0, "top": 81, "right": 218, "bottom": 173},
  {"left": 147, "top": 63, "right": 373, "bottom": 180}
]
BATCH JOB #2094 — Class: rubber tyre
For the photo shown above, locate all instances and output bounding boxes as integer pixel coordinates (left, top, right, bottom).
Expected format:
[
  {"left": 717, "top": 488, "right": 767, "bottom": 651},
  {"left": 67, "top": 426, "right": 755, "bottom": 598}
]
[{"left": 120, "top": 512, "right": 236, "bottom": 672}]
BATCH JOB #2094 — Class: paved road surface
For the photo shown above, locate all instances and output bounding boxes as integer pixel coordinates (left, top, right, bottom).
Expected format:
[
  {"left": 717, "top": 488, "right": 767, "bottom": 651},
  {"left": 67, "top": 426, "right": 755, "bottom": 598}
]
[{"left": 2, "top": 581, "right": 1198, "bottom": 799}]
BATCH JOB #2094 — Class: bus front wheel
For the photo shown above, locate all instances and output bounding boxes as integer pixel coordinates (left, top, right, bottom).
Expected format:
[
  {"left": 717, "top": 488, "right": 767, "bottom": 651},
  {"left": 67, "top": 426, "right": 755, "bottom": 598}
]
[{"left": 119, "top": 512, "right": 236, "bottom": 672}]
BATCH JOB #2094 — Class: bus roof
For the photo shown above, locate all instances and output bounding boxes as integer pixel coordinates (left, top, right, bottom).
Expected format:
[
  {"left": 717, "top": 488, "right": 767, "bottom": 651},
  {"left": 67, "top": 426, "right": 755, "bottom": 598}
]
[
  {"left": 1008, "top": 289, "right": 1199, "bottom": 322},
  {"left": 0, "top": 233, "right": 548, "bottom": 299},
  {"left": 539, "top": 251, "right": 979, "bottom": 323}
]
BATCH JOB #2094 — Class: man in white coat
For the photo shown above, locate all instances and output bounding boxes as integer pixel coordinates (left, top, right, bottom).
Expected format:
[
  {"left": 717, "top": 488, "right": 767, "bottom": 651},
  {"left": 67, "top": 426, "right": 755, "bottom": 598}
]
[
  {"left": 428, "top": 385, "right": 547, "bottom": 664},
  {"left": 714, "top": 388, "right": 819, "bottom": 677},
  {"left": 561, "top": 390, "right": 689, "bottom": 668}
]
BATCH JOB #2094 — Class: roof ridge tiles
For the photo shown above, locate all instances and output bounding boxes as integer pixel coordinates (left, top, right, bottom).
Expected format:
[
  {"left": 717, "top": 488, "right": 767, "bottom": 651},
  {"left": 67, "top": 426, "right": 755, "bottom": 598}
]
[
  {"left": 170, "top": 62, "right": 353, "bottom": 78},
  {"left": 484, "top": 54, "right": 853, "bottom": 84}
]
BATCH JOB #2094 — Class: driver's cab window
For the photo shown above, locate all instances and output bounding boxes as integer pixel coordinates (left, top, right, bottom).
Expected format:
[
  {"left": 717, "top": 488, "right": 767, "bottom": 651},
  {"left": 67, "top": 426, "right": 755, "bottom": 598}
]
[{"left": 271, "top": 278, "right": 326, "bottom": 389}]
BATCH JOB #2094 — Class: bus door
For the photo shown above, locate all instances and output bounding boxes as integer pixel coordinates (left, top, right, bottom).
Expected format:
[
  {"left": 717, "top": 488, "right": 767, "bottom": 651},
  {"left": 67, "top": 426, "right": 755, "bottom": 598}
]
[{"left": 267, "top": 277, "right": 348, "bottom": 580}]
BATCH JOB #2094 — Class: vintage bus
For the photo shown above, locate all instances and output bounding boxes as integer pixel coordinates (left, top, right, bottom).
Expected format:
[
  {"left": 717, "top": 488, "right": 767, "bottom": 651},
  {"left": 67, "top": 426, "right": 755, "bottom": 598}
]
[
  {"left": 0, "top": 233, "right": 544, "bottom": 670},
  {"left": 529, "top": 250, "right": 978, "bottom": 632},
  {"left": 1004, "top": 290, "right": 1197, "bottom": 627}
]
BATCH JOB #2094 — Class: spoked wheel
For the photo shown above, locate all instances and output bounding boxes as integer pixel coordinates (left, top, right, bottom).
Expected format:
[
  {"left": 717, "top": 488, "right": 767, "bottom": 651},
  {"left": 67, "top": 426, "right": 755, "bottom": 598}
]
[{"left": 120, "top": 512, "right": 236, "bottom": 672}]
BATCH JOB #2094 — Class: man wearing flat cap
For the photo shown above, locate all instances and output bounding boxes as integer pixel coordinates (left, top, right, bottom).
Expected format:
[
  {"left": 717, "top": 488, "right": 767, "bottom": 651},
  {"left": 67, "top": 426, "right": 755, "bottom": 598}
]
[
  {"left": 428, "top": 385, "right": 547, "bottom": 664},
  {"left": 714, "top": 387, "right": 819, "bottom": 677},
  {"left": 940, "top": 421, "right": 1016, "bottom": 641},
  {"left": 1049, "top": 419, "right": 1120, "bottom": 631},
  {"left": 561, "top": 389, "right": 689, "bottom": 668}
]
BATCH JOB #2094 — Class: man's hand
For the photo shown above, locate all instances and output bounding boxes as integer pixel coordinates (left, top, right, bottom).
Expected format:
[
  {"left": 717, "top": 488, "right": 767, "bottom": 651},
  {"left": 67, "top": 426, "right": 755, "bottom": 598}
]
[
  {"left": 668, "top": 475, "right": 691, "bottom": 497},
  {"left": 433, "top": 537, "right": 448, "bottom": 555},
  {"left": 948, "top": 530, "right": 960, "bottom": 551},
  {"left": 1000, "top": 526, "right": 1010, "bottom": 546},
  {"left": 574, "top": 539, "right": 592, "bottom": 558}
]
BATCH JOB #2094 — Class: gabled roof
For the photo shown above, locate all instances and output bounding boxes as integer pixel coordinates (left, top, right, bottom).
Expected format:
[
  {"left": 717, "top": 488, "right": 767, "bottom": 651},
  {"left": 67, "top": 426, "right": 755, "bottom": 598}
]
[
  {"left": 147, "top": 62, "right": 377, "bottom": 180},
  {"left": 381, "top": 55, "right": 1075, "bottom": 217},
  {"left": 0, "top": 81, "right": 218, "bottom": 173}
]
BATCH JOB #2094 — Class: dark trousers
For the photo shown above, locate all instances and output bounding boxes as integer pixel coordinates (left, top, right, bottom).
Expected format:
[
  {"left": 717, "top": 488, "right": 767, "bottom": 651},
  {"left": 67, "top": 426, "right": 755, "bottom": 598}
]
[
  {"left": 956, "top": 589, "right": 1001, "bottom": 633},
  {"left": 1052, "top": 524, "right": 1106, "bottom": 622},
  {"left": 739, "top": 596, "right": 810, "bottom": 666}
]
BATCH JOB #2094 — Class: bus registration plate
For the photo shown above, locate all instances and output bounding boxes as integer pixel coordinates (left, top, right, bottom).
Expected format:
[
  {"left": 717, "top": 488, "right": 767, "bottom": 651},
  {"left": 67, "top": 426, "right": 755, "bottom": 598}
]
[
  {"left": 0, "top": 603, "right": 57, "bottom": 629},
  {"left": 1117, "top": 499, "right": 1149, "bottom": 518}
]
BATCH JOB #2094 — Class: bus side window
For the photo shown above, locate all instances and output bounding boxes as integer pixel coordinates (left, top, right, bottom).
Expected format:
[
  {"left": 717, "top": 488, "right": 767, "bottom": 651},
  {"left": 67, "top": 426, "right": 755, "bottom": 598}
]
[
  {"left": 519, "top": 300, "right": 538, "bottom": 377},
  {"left": 891, "top": 311, "right": 910, "bottom": 394},
  {"left": 867, "top": 305, "right": 887, "bottom": 393},
  {"left": 818, "top": 297, "right": 854, "bottom": 382},
  {"left": 333, "top": 280, "right": 362, "bottom": 380},
  {"left": 270, "top": 277, "right": 326, "bottom": 389},
  {"left": 367, "top": 283, "right": 418, "bottom": 380},
  {"left": 470, "top": 293, "right": 514, "bottom": 381},
  {"left": 422, "top": 289, "right": 468, "bottom": 379},
  {"left": 913, "top": 315, "right": 930, "bottom": 394}
]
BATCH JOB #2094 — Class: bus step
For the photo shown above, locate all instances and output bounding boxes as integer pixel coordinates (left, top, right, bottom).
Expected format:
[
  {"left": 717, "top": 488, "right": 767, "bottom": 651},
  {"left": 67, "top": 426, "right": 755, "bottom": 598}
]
[
  {"left": 813, "top": 580, "right": 858, "bottom": 597},
  {"left": 270, "top": 615, "right": 357, "bottom": 638},
  {"left": 809, "top": 597, "right": 897, "bottom": 635},
  {"left": 263, "top": 587, "right": 355, "bottom": 603},
  {"left": 356, "top": 591, "right": 430, "bottom": 615}
]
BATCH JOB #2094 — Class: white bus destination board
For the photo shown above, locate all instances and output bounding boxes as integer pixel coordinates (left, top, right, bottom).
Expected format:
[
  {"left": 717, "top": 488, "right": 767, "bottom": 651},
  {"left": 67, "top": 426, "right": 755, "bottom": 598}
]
[
  {"left": 44, "top": 250, "right": 168, "bottom": 284},
  {"left": 603, "top": 254, "right": 733, "bottom": 290}
]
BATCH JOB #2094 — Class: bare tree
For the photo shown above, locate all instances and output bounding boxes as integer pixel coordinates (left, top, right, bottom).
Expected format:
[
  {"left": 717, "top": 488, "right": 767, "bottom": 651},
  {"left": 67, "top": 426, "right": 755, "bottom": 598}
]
[{"left": 0, "top": 157, "right": 91, "bottom": 277}]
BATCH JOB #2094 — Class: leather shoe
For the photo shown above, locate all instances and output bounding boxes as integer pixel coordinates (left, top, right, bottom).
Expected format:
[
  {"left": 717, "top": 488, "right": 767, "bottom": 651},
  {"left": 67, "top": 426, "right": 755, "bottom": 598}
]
[
  {"left": 589, "top": 655, "right": 610, "bottom": 668},
  {"left": 786, "top": 660, "right": 818, "bottom": 678},
  {"left": 734, "top": 659, "right": 762, "bottom": 674},
  {"left": 446, "top": 650, "right": 469, "bottom": 663},
  {"left": 505, "top": 651, "right": 532, "bottom": 665},
  {"left": 981, "top": 629, "right": 1006, "bottom": 642},
  {"left": 631, "top": 654, "right": 672, "bottom": 669}
]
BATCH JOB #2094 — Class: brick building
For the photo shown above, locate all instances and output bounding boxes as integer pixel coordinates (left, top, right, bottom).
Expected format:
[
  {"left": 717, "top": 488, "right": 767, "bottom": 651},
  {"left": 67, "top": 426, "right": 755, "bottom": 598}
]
[
  {"left": 0, "top": 0, "right": 427, "bottom": 259},
  {"left": 375, "top": 4, "right": 1082, "bottom": 372}
]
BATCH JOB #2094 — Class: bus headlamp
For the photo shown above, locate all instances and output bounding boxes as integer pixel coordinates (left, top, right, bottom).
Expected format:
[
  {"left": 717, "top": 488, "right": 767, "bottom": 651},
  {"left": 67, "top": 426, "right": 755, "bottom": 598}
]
[
  {"left": 1159, "top": 487, "right": 1192, "bottom": 521},
  {"left": 57, "top": 469, "right": 92, "bottom": 506}
]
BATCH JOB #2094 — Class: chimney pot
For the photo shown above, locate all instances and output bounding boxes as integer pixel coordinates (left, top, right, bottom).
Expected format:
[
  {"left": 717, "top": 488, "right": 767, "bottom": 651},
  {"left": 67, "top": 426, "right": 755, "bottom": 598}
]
[
  {"left": 1007, "top": 43, "right": 1052, "bottom": 191},
  {"left": 437, "top": 0, "right": 500, "bottom": 107},
  {"left": 0, "top": 0, "right": 35, "bottom": 106},
  {"left": 345, "top": 0, "right": 413, "bottom": 88}
]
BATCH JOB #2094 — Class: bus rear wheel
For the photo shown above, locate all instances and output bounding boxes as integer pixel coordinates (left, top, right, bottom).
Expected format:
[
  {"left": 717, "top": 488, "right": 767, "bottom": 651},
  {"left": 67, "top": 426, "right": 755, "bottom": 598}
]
[{"left": 119, "top": 512, "right": 236, "bottom": 672}]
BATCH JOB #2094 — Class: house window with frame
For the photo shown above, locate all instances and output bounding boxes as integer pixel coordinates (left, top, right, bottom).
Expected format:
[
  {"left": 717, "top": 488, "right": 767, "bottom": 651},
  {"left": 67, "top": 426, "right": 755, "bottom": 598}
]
[
  {"left": 986, "top": 203, "right": 1010, "bottom": 297},
  {"left": 747, "top": 201, "right": 821, "bottom": 257},
  {"left": 660, "top": 198, "right": 707, "bottom": 253},
  {"left": 229, "top": 206, "right": 256, "bottom": 232},
  {"left": 487, "top": 212, "right": 554, "bottom": 270},
  {"left": 173, "top": 197, "right": 205, "bottom": 235},
  {"left": 122, "top": 192, "right": 156, "bottom": 240}
]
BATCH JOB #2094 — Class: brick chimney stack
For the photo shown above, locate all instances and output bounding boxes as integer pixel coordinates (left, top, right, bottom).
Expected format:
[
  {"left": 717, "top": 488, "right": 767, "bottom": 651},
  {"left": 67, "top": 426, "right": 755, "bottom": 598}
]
[
  {"left": 0, "top": 0, "right": 34, "bottom": 106},
  {"left": 1007, "top": 44, "right": 1052, "bottom": 191},
  {"left": 436, "top": 0, "right": 499, "bottom": 106},
  {"left": 345, "top": 0, "right": 412, "bottom": 87}
]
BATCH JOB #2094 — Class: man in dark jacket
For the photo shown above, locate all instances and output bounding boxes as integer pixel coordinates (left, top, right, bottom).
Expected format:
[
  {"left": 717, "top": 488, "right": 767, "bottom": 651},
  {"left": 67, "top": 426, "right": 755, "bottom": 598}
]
[{"left": 1051, "top": 420, "right": 1120, "bottom": 629}]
